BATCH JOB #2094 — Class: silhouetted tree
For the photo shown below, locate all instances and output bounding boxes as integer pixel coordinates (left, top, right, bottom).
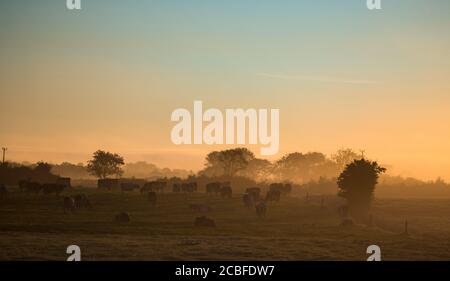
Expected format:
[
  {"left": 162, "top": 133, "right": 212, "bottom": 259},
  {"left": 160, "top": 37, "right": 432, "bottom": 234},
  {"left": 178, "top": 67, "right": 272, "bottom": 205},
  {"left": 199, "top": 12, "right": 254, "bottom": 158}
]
[
  {"left": 86, "top": 150, "right": 124, "bottom": 179},
  {"left": 204, "top": 148, "right": 255, "bottom": 177},
  {"left": 34, "top": 162, "right": 52, "bottom": 174},
  {"left": 337, "top": 158, "right": 386, "bottom": 218}
]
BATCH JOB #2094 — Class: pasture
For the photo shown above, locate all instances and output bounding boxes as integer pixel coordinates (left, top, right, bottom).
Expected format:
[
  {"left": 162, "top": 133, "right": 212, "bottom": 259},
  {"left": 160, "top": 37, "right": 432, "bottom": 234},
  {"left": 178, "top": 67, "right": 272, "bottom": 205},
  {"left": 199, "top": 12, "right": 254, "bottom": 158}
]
[{"left": 1, "top": 187, "right": 450, "bottom": 260}]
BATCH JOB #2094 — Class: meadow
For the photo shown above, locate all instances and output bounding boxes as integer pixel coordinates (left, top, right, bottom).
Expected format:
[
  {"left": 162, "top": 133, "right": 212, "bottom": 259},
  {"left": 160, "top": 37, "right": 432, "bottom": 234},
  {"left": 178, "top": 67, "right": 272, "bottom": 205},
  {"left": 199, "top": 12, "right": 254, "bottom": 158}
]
[{"left": 1, "top": 187, "right": 450, "bottom": 261}]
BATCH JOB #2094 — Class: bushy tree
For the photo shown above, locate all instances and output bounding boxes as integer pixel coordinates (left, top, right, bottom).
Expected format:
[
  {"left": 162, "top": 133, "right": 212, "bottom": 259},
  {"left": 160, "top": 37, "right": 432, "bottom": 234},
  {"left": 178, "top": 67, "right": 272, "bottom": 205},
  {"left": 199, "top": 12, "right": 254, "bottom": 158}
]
[
  {"left": 86, "top": 150, "right": 124, "bottom": 179},
  {"left": 204, "top": 148, "right": 255, "bottom": 177},
  {"left": 337, "top": 158, "right": 386, "bottom": 217}
]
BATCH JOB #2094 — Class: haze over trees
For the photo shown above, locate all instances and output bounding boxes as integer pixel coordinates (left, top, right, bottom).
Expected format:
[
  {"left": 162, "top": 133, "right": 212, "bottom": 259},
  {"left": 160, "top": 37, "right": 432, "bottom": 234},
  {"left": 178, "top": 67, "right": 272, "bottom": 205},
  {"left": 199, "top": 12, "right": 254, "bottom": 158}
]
[{"left": 200, "top": 148, "right": 362, "bottom": 183}]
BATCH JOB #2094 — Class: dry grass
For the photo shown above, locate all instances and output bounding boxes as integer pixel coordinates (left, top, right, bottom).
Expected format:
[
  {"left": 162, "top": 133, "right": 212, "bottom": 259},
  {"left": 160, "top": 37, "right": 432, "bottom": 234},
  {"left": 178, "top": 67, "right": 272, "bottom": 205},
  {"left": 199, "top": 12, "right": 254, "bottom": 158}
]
[{"left": 1, "top": 188, "right": 450, "bottom": 260}]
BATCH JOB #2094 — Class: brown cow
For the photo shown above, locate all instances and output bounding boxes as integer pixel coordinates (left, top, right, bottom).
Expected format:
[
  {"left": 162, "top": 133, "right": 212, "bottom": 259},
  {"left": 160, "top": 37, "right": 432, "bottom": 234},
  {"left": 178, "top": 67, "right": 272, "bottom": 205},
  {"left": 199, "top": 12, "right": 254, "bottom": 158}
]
[
  {"left": 265, "top": 190, "right": 281, "bottom": 202},
  {"left": 115, "top": 212, "right": 130, "bottom": 223},
  {"left": 246, "top": 187, "right": 261, "bottom": 201},
  {"left": 42, "top": 183, "right": 65, "bottom": 196},
  {"left": 206, "top": 182, "right": 221, "bottom": 194},
  {"left": 255, "top": 201, "right": 267, "bottom": 218},
  {"left": 220, "top": 185, "right": 232, "bottom": 198},
  {"left": 63, "top": 197, "right": 75, "bottom": 213},
  {"left": 73, "top": 194, "right": 91, "bottom": 209},
  {"left": 194, "top": 216, "right": 216, "bottom": 227}
]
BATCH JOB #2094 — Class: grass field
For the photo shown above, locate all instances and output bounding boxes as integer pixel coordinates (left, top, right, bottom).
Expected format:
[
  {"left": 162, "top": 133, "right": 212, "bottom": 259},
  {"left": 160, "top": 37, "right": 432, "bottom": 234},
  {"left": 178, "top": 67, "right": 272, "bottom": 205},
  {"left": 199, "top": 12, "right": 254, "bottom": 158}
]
[{"left": 1, "top": 188, "right": 450, "bottom": 261}]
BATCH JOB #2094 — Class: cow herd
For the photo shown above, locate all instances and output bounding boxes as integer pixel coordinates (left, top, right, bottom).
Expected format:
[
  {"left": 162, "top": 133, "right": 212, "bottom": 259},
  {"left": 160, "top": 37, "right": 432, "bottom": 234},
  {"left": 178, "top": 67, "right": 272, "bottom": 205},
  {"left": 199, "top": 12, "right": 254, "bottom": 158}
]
[
  {"left": 2, "top": 179, "right": 293, "bottom": 228},
  {"left": 113, "top": 180, "right": 292, "bottom": 226},
  {"left": 63, "top": 193, "right": 92, "bottom": 213},
  {"left": 19, "top": 180, "right": 66, "bottom": 196}
]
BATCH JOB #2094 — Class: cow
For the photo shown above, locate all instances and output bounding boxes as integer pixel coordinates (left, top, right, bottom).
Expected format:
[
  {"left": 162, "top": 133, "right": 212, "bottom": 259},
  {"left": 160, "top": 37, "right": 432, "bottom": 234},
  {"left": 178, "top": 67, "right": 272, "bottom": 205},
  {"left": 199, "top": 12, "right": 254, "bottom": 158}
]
[
  {"left": 63, "top": 196, "right": 75, "bottom": 213},
  {"left": 73, "top": 194, "right": 91, "bottom": 209},
  {"left": 269, "top": 183, "right": 283, "bottom": 192},
  {"left": 243, "top": 193, "right": 253, "bottom": 208},
  {"left": 98, "top": 178, "right": 119, "bottom": 190},
  {"left": 56, "top": 177, "right": 71, "bottom": 188},
  {"left": 282, "top": 183, "right": 292, "bottom": 194},
  {"left": 42, "top": 183, "right": 65, "bottom": 196},
  {"left": 172, "top": 183, "right": 181, "bottom": 193},
  {"left": 121, "top": 182, "right": 140, "bottom": 193},
  {"left": 141, "top": 181, "right": 167, "bottom": 193},
  {"left": 246, "top": 187, "right": 261, "bottom": 201},
  {"left": 147, "top": 192, "right": 157, "bottom": 206},
  {"left": 0, "top": 184, "right": 7, "bottom": 199},
  {"left": 255, "top": 201, "right": 267, "bottom": 218},
  {"left": 115, "top": 212, "right": 130, "bottom": 223},
  {"left": 269, "top": 183, "right": 292, "bottom": 195},
  {"left": 220, "top": 185, "right": 232, "bottom": 198},
  {"left": 189, "top": 203, "right": 212, "bottom": 213},
  {"left": 265, "top": 189, "right": 281, "bottom": 202},
  {"left": 206, "top": 182, "right": 221, "bottom": 195},
  {"left": 194, "top": 216, "right": 216, "bottom": 227},
  {"left": 181, "top": 182, "right": 197, "bottom": 193}
]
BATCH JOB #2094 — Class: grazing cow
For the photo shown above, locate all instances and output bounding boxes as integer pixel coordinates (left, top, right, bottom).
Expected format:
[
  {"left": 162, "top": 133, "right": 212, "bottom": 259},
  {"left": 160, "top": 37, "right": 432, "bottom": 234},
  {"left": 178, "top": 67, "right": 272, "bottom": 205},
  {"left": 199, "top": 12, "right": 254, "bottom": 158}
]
[
  {"left": 194, "top": 216, "right": 216, "bottom": 227},
  {"left": 243, "top": 193, "right": 253, "bottom": 208},
  {"left": 172, "top": 183, "right": 181, "bottom": 193},
  {"left": 0, "top": 184, "right": 7, "bottom": 199},
  {"left": 181, "top": 182, "right": 197, "bottom": 193},
  {"left": 265, "top": 189, "right": 281, "bottom": 202},
  {"left": 121, "top": 182, "right": 140, "bottom": 193},
  {"left": 206, "top": 182, "right": 221, "bottom": 195},
  {"left": 56, "top": 177, "right": 71, "bottom": 188},
  {"left": 189, "top": 203, "right": 212, "bottom": 213},
  {"left": 269, "top": 183, "right": 292, "bottom": 195},
  {"left": 283, "top": 183, "right": 292, "bottom": 194},
  {"left": 98, "top": 178, "right": 119, "bottom": 190},
  {"left": 190, "top": 182, "right": 198, "bottom": 192},
  {"left": 42, "top": 183, "right": 65, "bottom": 196},
  {"left": 269, "top": 183, "right": 283, "bottom": 192},
  {"left": 147, "top": 192, "right": 157, "bottom": 206},
  {"left": 141, "top": 181, "right": 167, "bottom": 193},
  {"left": 73, "top": 194, "right": 91, "bottom": 209},
  {"left": 63, "top": 196, "right": 75, "bottom": 213},
  {"left": 246, "top": 187, "right": 261, "bottom": 201},
  {"left": 220, "top": 185, "right": 232, "bottom": 198},
  {"left": 255, "top": 201, "right": 267, "bottom": 218},
  {"left": 115, "top": 212, "right": 130, "bottom": 223}
]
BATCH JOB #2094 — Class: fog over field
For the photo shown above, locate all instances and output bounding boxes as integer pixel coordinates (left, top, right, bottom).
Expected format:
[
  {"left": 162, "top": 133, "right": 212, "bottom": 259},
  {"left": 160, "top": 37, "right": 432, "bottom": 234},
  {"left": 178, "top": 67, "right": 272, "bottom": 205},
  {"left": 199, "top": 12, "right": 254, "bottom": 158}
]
[{"left": 1, "top": 0, "right": 449, "bottom": 262}]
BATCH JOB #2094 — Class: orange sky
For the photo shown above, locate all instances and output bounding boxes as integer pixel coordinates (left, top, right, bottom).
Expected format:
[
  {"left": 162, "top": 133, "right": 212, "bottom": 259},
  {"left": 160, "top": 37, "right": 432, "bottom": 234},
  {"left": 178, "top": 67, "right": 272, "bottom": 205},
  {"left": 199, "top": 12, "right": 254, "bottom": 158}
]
[{"left": 1, "top": 1, "right": 449, "bottom": 181}]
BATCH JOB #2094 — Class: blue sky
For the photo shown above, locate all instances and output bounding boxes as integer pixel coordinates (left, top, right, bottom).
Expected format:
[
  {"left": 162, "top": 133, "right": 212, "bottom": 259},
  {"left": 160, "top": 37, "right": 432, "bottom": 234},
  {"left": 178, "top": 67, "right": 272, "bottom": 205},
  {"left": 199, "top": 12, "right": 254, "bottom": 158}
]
[{"left": 1, "top": 0, "right": 450, "bottom": 180}]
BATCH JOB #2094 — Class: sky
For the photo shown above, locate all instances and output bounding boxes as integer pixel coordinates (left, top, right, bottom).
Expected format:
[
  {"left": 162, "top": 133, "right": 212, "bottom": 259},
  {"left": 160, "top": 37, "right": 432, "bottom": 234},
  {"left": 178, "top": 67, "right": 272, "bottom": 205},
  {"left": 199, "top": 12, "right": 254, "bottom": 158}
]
[{"left": 0, "top": 0, "right": 449, "bottom": 180}]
